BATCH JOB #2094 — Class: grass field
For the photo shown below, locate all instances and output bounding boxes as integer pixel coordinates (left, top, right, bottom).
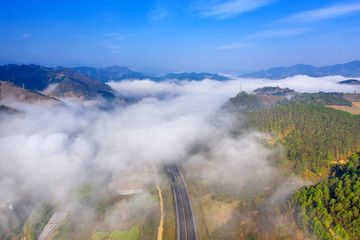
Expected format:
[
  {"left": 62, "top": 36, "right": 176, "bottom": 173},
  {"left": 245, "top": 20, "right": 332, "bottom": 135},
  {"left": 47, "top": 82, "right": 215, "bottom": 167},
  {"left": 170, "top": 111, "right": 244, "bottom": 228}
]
[
  {"left": 108, "top": 223, "right": 140, "bottom": 240},
  {"left": 159, "top": 167, "right": 176, "bottom": 240},
  {"left": 92, "top": 223, "right": 140, "bottom": 240},
  {"left": 92, "top": 232, "right": 109, "bottom": 240}
]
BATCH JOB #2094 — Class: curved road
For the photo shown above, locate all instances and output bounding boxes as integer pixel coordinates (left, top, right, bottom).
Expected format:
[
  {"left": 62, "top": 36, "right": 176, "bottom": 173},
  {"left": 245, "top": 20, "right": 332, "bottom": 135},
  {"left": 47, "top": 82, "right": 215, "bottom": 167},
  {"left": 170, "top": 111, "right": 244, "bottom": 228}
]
[{"left": 168, "top": 163, "right": 198, "bottom": 240}]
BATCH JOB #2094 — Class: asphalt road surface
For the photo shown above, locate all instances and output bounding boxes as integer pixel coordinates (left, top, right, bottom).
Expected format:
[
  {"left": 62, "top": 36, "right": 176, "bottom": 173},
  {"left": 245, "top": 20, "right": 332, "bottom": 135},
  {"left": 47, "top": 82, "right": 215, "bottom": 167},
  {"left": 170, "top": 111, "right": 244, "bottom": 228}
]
[
  {"left": 38, "top": 212, "right": 67, "bottom": 240},
  {"left": 168, "top": 163, "right": 198, "bottom": 240}
]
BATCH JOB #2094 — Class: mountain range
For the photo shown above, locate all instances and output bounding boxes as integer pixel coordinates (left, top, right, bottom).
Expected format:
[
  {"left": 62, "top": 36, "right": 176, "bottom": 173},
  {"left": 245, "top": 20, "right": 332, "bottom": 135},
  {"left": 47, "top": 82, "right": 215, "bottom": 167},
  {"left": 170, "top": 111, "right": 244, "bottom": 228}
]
[
  {"left": 1, "top": 60, "right": 360, "bottom": 104},
  {"left": 0, "top": 65, "right": 116, "bottom": 100},
  {"left": 240, "top": 60, "right": 360, "bottom": 79},
  {"left": 0, "top": 64, "right": 230, "bottom": 103},
  {"left": 73, "top": 66, "right": 149, "bottom": 82},
  {"left": 73, "top": 66, "right": 229, "bottom": 82}
]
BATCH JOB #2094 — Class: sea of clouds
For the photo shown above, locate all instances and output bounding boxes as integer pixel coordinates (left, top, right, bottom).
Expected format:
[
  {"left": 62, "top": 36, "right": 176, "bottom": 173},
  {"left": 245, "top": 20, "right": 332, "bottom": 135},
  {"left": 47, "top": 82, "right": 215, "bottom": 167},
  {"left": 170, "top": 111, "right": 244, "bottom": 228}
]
[{"left": 0, "top": 74, "right": 358, "bottom": 221}]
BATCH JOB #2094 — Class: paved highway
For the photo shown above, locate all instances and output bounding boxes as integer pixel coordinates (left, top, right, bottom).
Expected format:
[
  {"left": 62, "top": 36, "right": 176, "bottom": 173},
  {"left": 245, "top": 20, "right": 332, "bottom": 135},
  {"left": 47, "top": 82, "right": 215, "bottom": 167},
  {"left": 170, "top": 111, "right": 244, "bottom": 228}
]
[{"left": 168, "top": 163, "right": 198, "bottom": 240}]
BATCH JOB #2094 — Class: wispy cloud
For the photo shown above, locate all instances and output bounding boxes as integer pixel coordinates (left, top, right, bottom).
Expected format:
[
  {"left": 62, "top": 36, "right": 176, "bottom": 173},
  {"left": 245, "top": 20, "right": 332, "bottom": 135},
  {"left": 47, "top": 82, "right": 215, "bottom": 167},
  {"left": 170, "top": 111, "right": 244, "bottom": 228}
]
[
  {"left": 148, "top": 8, "right": 172, "bottom": 21},
  {"left": 199, "top": 0, "right": 273, "bottom": 19},
  {"left": 248, "top": 28, "right": 310, "bottom": 38},
  {"left": 216, "top": 28, "right": 308, "bottom": 50},
  {"left": 22, "top": 33, "right": 29, "bottom": 38},
  {"left": 147, "top": 0, "right": 175, "bottom": 21},
  {"left": 107, "top": 44, "right": 122, "bottom": 53},
  {"left": 214, "top": 43, "right": 252, "bottom": 50},
  {"left": 103, "top": 33, "right": 125, "bottom": 41},
  {"left": 284, "top": 2, "right": 360, "bottom": 22}
]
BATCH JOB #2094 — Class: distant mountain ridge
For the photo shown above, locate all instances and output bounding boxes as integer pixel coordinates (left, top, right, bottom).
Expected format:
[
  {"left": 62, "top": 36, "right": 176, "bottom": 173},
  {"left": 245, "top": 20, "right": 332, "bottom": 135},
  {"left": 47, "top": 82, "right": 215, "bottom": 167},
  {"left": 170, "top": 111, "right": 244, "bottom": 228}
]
[
  {"left": 240, "top": 60, "right": 360, "bottom": 79},
  {"left": 338, "top": 79, "right": 360, "bottom": 85},
  {"left": 0, "top": 64, "right": 115, "bottom": 100},
  {"left": 73, "top": 66, "right": 229, "bottom": 82},
  {"left": 157, "top": 72, "right": 229, "bottom": 81},
  {"left": 0, "top": 64, "right": 228, "bottom": 102},
  {"left": 73, "top": 66, "right": 150, "bottom": 83}
]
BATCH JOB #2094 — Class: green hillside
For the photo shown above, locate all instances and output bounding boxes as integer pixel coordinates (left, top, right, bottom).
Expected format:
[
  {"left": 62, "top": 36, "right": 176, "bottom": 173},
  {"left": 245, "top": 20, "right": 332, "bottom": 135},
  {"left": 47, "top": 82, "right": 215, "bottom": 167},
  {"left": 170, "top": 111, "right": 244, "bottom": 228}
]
[
  {"left": 279, "top": 92, "right": 352, "bottom": 107},
  {"left": 227, "top": 91, "right": 265, "bottom": 110},
  {"left": 291, "top": 153, "right": 360, "bottom": 240},
  {"left": 246, "top": 103, "right": 360, "bottom": 177}
]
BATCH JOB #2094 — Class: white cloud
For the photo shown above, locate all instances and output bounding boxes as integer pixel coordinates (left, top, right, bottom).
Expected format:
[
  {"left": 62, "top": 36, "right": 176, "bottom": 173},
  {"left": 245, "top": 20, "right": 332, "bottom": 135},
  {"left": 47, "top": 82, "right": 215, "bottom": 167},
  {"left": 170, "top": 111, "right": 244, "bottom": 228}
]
[
  {"left": 107, "top": 44, "right": 122, "bottom": 53},
  {"left": 236, "top": 75, "right": 360, "bottom": 93},
  {"left": 103, "top": 33, "right": 125, "bottom": 41},
  {"left": 214, "top": 43, "right": 252, "bottom": 50},
  {"left": 200, "top": 0, "right": 273, "bottom": 19},
  {"left": 248, "top": 28, "right": 310, "bottom": 38},
  {"left": 22, "top": 33, "right": 29, "bottom": 38},
  {"left": 284, "top": 2, "right": 360, "bottom": 22},
  {"left": 148, "top": 8, "right": 172, "bottom": 20},
  {"left": 0, "top": 79, "right": 250, "bottom": 203},
  {"left": 0, "top": 75, "right": 358, "bottom": 217},
  {"left": 147, "top": 0, "right": 176, "bottom": 21}
]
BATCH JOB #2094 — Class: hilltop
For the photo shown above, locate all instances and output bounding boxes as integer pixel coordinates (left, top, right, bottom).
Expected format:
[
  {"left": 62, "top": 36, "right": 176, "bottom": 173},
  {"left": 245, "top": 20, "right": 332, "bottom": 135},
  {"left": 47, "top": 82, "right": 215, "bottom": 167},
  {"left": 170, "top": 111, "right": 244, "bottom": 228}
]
[
  {"left": 0, "top": 81, "right": 59, "bottom": 104},
  {"left": 338, "top": 79, "right": 360, "bottom": 85},
  {"left": 0, "top": 104, "right": 20, "bottom": 114},
  {"left": 253, "top": 86, "right": 295, "bottom": 96}
]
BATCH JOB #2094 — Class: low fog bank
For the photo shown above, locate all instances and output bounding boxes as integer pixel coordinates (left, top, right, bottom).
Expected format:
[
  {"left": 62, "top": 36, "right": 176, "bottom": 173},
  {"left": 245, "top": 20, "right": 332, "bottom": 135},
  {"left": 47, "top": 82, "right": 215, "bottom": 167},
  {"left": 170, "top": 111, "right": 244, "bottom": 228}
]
[
  {"left": 235, "top": 75, "right": 359, "bottom": 93},
  {"left": 109, "top": 75, "right": 359, "bottom": 100},
  {"left": 0, "top": 75, "right": 356, "bottom": 233},
  {"left": 183, "top": 131, "right": 275, "bottom": 189},
  {"left": 0, "top": 79, "right": 243, "bottom": 203}
]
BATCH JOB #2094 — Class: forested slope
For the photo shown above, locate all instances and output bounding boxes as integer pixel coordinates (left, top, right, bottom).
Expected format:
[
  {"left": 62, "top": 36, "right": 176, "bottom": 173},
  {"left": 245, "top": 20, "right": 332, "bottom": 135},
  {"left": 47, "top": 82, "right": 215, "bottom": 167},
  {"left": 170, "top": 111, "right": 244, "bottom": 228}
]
[
  {"left": 291, "top": 153, "right": 360, "bottom": 239},
  {"left": 246, "top": 103, "right": 360, "bottom": 177},
  {"left": 278, "top": 92, "right": 352, "bottom": 107}
]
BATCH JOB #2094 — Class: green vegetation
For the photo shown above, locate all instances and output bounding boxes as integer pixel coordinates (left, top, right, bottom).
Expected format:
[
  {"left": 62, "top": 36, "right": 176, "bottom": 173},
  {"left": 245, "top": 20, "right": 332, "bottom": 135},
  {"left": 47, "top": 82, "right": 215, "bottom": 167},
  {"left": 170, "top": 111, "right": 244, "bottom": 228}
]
[
  {"left": 160, "top": 169, "right": 176, "bottom": 240},
  {"left": 228, "top": 91, "right": 265, "bottom": 110},
  {"left": 186, "top": 90, "right": 360, "bottom": 239},
  {"left": 92, "top": 232, "right": 110, "bottom": 240},
  {"left": 228, "top": 91, "right": 353, "bottom": 111},
  {"left": 278, "top": 92, "right": 352, "bottom": 107},
  {"left": 22, "top": 203, "right": 54, "bottom": 240},
  {"left": 92, "top": 223, "right": 140, "bottom": 240},
  {"left": 77, "top": 184, "right": 93, "bottom": 198},
  {"left": 246, "top": 103, "right": 360, "bottom": 177},
  {"left": 94, "top": 200, "right": 110, "bottom": 220},
  {"left": 52, "top": 218, "right": 75, "bottom": 240},
  {"left": 153, "top": 195, "right": 159, "bottom": 201},
  {"left": 254, "top": 86, "right": 295, "bottom": 96},
  {"left": 108, "top": 224, "right": 140, "bottom": 240},
  {"left": 291, "top": 153, "right": 360, "bottom": 239}
]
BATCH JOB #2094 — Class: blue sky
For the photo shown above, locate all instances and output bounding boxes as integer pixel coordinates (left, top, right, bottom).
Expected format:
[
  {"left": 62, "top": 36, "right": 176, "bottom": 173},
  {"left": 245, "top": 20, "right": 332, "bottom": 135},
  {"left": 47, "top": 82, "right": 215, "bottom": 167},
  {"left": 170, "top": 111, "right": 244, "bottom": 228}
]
[{"left": 1, "top": 0, "right": 360, "bottom": 73}]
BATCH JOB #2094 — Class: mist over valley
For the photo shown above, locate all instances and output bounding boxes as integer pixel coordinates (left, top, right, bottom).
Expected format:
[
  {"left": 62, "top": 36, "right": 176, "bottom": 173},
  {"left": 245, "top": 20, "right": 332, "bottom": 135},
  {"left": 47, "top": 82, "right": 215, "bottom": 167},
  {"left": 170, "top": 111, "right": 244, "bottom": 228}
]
[
  {"left": 0, "top": 61, "right": 359, "bottom": 239},
  {"left": 2, "top": 1, "right": 360, "bottom": 239}
]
